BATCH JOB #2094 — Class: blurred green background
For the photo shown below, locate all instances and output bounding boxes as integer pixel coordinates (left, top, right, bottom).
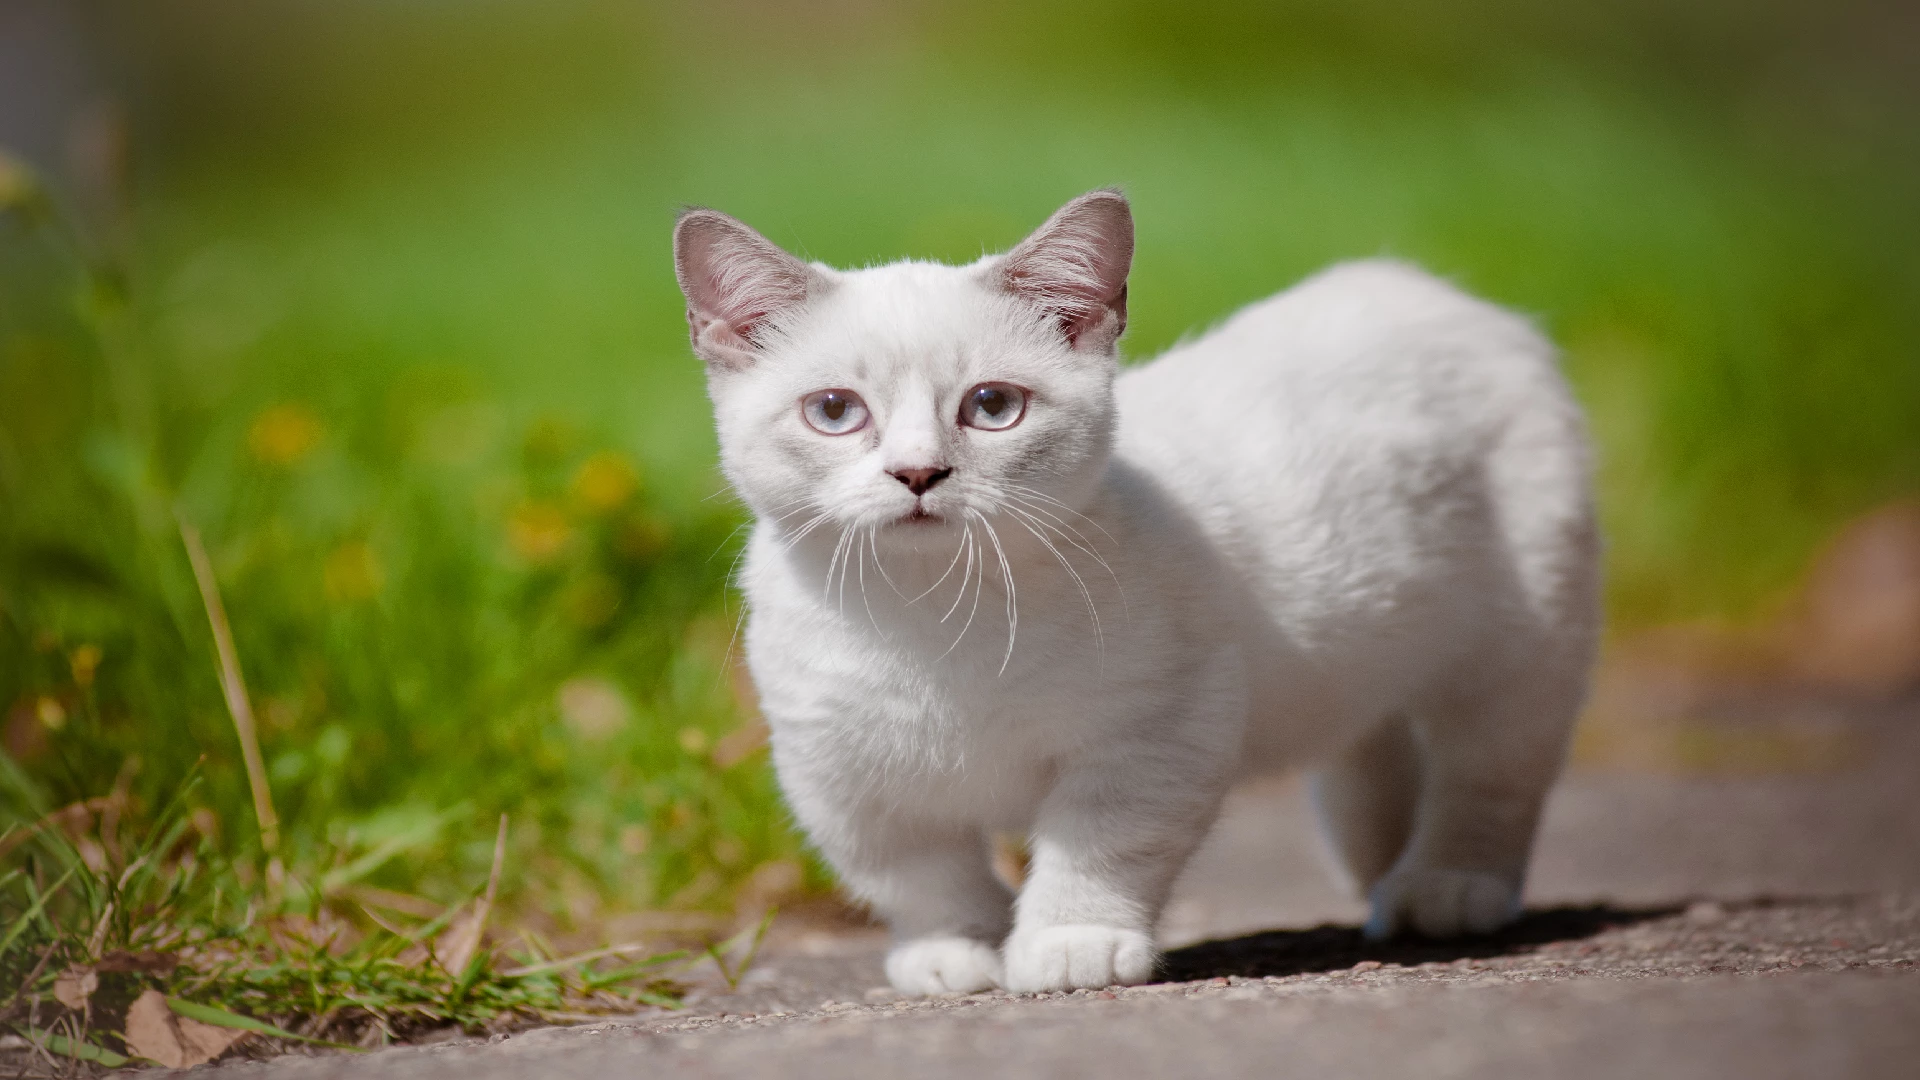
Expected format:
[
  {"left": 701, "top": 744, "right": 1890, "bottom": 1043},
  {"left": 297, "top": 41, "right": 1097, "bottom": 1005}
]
[{"left": 3, "top": 0, "right": 1917, "bottom": 929}]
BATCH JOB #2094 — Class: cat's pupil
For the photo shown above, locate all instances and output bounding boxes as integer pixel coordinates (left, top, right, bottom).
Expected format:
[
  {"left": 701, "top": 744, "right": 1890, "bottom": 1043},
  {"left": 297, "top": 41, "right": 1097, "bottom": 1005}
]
[
  {"left": 822, "top": 396, "right": 846, "bottom": 421},
  {"left": 976, "top": 388, "right": 1006, "bottom": 415}
]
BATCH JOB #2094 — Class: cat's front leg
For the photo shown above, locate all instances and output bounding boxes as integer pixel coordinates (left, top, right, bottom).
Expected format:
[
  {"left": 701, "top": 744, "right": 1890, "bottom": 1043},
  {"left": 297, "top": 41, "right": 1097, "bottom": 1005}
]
[
  {"left": 1002, "top": 743, "right": 1231, "bottom": 992},
  {"left": 808, "top": 810, "right": 1014, "bottom": 994}
]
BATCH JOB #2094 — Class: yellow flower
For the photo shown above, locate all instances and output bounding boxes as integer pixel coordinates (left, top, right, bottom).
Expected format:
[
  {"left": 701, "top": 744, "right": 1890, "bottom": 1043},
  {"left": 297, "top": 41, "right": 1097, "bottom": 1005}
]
[
  {"left": 36, "top": 696, "right": 66, "bottom": 731},
  {"left": 68, "top": 645, "right": 102, "bottom": 688},
  {"left": 508, "top": 500, "right": 572, "bottom": 562},
  {"left": 618, "top": 824, "right": 651, "bottom": 856},
  {"left": 324, "top": 541, "right": 383, "bottom": 602},
  {"left": 570, "top": 451, "right": 639, "bottom": 512},
  {"left": 248, "top": 404, "right": 322, "bottom": 466},
  {"left": 557, "top": 676, "right": 630, "bottom": 740},
  {"left": 710, "top": 836, "right": 746, "bottom": 867},
  {"left": 0, "top": 151, "right": 38, "bottom": 212}
]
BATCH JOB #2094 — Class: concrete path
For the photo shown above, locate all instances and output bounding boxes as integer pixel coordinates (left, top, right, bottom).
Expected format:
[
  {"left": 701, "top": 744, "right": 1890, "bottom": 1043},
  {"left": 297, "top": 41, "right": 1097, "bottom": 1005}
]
[{"left": 219, "top": 691, "right": 1920, "bottom": 1078}]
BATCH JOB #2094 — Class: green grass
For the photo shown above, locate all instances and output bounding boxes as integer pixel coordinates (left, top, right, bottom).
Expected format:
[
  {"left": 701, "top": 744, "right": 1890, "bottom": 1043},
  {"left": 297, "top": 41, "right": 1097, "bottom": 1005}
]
[
  {"left": 3, "top": 0, "right": 1919, "bottom": 1055},
  {"left": 0, "top": 772, "right": 723, "bottom": 1071}
]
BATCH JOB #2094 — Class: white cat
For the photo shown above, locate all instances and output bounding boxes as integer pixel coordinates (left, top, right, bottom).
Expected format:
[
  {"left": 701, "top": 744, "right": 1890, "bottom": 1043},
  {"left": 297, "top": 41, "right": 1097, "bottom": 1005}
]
[{"left": 673, "top": 190, "right": 1599, "bottom": 995}]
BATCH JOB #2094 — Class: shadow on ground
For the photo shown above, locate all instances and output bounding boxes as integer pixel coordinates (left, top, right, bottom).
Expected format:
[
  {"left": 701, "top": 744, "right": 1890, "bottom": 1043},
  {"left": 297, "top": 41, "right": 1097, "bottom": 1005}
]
[{"left": 1162, "top": 904, "right": 1679, "bottom": 981}]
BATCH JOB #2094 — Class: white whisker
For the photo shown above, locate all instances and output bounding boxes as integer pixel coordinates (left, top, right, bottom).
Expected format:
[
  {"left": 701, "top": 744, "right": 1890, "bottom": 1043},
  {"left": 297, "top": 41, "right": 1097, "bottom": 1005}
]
[
  {"left": 1006, "top": 494, "right": 1127, "bottom": 619},
  {"left": 857, "top": 526, "right": 881, "bottom": 626},
  {"left": 867, "top": 528, "right": 908, "bottom": 600},
  {"left": 907, "top": 525, "right": 969, "bottom": 606},
  {"left": 1007, "top": 495, "right": 1108, "bottom": 566},
  {"left": 721, "top": 586, "right": 751, "bottom": 682},
  {"left": 939, "top": 521, "right": 977, "bottom": 624},
  {"left": 939, "top": 522, "right": 985, "bottom": 659},
  {"left": 976, "top": 512, "right": 1018, "bottom": 675},
  {"left": 781, "top": 509, "right": 836, "bottom": 549},
  {"left": 708, "top": 519, "right": 754, "bottom": 564},
  {"left": 824, "top": 525, "right": 855, "bottom": 606},
  {"left": 836, "top": 527, "right": 856, "bottom": 615},
  {"left": 1003, "top": 483, "right": 1118, "bottom": 544},
  {"left": 1007, "top": 506, "right": 1104, "bottom": 655}
]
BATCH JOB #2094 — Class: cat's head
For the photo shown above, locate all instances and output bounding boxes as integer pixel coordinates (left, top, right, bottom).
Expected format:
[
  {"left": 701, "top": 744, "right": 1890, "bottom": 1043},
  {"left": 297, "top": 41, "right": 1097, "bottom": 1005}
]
[{"left": 674, "top": 191, "right": 1133, "bottom": 548}]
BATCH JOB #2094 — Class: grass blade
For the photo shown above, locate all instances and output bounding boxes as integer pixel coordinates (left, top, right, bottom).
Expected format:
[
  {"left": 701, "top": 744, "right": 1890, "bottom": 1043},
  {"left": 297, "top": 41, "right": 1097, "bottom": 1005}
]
[
  {"left": 0, "top": 864, "right": 76, "bottom": 959},
  {"left": 166, "top": 998, "right": 362, "bottom": 1051},
  {"left": 178, "top": 513, "right": 281, "bottom": 857},
  {"left": 502, "top": 945, "right": 688, "bottom": 980},
  {"left": 14, "top": 1026, "right": 131, "bottom": 1067}
]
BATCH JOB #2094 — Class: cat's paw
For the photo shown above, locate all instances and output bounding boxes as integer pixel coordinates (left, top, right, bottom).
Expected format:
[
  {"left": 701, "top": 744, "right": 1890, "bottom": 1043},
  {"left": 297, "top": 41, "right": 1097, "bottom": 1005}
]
[
  {"left": 885, "top": 937, "right": 1004, "bottom": 995},
  {"left": 1365, "top": 867, "right": 1520, "bottom": 940},
  {"left": 1002, "top": 925, "right": 1156, "bottom": 992}
]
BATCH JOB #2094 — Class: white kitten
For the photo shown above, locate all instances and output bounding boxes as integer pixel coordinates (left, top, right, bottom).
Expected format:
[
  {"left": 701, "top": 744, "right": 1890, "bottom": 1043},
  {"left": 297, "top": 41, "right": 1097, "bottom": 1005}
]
[{"left": 673, "top": 191, "right": 1599, "bottom": 995}]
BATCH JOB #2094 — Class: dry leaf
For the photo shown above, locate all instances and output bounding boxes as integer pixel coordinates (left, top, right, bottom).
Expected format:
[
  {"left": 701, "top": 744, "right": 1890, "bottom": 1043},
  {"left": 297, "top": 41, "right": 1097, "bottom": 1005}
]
[
  {"left": 97, "top": 949, "right": 178, "bottom": 974},
  {"left": 177, "top": 1016, "right": 247, "bottom": 1061},
  {"left": 125, "top": 990, "right": 188, "bottom": 1068},
  {"left": 52, "top": 967, "right": 98, "bottom": 1010},
  {"left": 123, "top": 989, "right": 241, "bottom": 1067},
  {"left": 711, "top": 717, "right": 769, "bottom": 769},
  {"left": 438, "top": 814, "right": 508, "bottom": 976},
  {"left": 436, "top": 899, "right": 485, "bottom": 976}
]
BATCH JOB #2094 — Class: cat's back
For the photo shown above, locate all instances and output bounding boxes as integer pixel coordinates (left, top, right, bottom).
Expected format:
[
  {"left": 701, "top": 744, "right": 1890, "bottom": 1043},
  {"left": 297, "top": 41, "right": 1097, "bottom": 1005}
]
[
  {"left": 1116, "top": 258, "right": 1563, "bottom": 468},
  {"left": 1112, "top": 258, "right": 1591, "bottom": 715}
]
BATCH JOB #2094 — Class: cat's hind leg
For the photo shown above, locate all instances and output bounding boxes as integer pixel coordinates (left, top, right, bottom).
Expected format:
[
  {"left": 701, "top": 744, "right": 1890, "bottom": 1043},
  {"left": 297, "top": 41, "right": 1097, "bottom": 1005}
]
[
  {"left": 1363, "top": 657, "right": 1587, "bottom": 940},
  {"left": 1309, "top": 713, "right": 1421, "bottom": 898},
  {"left": 1365, "top": 392, "right": 1599, "bottom": 939}
]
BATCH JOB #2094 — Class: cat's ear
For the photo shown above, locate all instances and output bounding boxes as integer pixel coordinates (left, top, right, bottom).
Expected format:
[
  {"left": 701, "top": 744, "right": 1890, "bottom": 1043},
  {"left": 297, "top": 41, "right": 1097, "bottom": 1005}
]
[
  {"left": 673, "top": 208, "right": 824, "bottom": 369},
  {"left": 994, "top": 189, "right": 1134, "bottom": 353}
]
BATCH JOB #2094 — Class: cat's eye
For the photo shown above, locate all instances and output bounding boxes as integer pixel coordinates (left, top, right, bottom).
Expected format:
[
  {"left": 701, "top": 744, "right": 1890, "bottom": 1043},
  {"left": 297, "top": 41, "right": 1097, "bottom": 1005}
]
[
  {"left": 959, "top": 382, "right": 1028, "bottom": 431},
  {"left": 801, "top": 389, "right": 869, "bottom": 435}
]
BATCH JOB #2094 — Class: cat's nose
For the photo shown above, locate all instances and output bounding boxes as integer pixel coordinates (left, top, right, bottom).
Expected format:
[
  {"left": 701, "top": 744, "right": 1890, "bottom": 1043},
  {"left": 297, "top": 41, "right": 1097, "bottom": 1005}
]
[{"left": 891, "top": 467, "right": 952, "bottom": 496}]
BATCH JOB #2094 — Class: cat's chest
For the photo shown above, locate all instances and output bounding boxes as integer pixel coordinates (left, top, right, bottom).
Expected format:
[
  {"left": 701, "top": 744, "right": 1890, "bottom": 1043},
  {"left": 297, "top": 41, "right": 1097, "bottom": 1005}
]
[
  {"left": 755, "top": 641, "right": 1078, "bottom": 824},
  {"left": 743, "top": 587, "right": 1108, "bottom": 807},
  {"left": 748, "top": 607, "right": 1094, "bottom": 745}
]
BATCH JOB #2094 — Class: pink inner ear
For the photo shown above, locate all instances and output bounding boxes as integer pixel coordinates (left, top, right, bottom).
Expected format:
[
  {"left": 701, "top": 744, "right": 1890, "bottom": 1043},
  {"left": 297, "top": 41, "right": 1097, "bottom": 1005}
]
[
  {"left": 1000, "top": 191, "right": 1134, "bottom": 346},
  {"left": 675, "top": 210, "right": 812, "bottom": 347}
]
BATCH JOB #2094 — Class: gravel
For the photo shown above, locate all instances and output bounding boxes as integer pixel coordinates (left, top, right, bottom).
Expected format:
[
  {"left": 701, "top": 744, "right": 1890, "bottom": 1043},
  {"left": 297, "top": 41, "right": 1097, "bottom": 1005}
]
[{"left": 206, "top": 690, "right": 1920, "bottom": 1078}]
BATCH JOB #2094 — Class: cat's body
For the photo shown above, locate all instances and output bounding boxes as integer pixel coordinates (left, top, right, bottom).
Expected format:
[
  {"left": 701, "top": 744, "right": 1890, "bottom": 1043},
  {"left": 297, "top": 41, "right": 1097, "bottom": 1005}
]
[{"left": 676, "top": 192, "right": 1599, "bottom": 995}]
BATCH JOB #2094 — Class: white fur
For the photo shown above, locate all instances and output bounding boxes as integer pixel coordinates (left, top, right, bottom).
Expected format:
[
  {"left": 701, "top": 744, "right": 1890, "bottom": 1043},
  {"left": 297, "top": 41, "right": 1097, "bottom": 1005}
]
[{"left": 675, "top": 193, "right": 1599, "bottom": 994}]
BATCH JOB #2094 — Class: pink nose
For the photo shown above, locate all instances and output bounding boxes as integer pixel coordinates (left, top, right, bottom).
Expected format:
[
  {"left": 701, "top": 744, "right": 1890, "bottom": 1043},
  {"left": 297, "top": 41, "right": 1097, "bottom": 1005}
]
[{"left": 891, "top": 467, "right": 951, "bottom": 496}]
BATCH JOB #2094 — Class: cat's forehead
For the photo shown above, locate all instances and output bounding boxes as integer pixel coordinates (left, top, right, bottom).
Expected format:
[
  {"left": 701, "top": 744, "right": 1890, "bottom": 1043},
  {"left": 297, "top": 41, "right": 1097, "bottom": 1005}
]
[{"left": 786, "top": 259, "right": 1037, "bottom": 382}]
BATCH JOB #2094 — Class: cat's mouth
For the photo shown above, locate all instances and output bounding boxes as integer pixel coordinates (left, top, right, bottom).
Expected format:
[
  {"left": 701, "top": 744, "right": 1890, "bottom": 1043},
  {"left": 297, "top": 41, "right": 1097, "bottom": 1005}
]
[{"left": 898, "top": 506, "right": 944, "bottom": 525}]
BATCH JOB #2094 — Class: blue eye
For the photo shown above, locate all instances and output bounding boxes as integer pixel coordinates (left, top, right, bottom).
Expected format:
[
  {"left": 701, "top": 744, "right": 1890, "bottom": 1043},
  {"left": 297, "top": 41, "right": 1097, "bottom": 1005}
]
[
  {"left": 959, "top": 383, "right": 1027, "bottom": 431},
  {"left": 801, "top": 389, "right": 869, "bottom": 435}
]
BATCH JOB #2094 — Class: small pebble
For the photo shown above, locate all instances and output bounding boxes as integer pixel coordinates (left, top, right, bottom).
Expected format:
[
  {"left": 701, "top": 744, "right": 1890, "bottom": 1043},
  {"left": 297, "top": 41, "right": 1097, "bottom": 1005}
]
[
  {"left": 1352, "top": 960, "right": 1383, "bottom": 972},
  {"left": 1686, "top": 901, "right": 1728, "bottom": 925}
]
